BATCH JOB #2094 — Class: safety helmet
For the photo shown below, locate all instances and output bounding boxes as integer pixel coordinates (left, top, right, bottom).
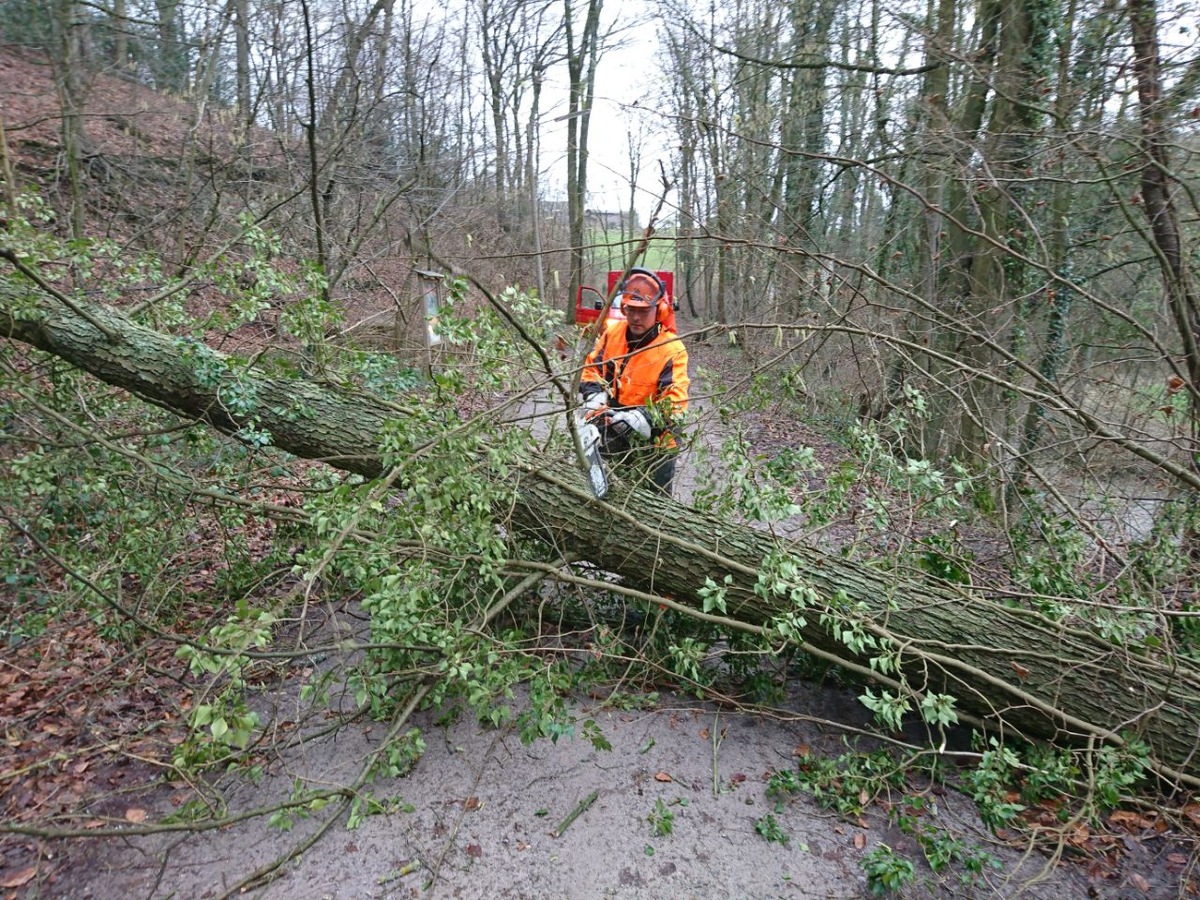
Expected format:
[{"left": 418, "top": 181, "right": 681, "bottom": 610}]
[{"left": 619, "top": 268, "right": 666, "bottom": 313}]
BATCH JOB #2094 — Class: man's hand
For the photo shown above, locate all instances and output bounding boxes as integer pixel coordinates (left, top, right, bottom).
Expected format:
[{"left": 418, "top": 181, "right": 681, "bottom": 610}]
[
  {"left": 608, "top": 407, "right": 652, "bottom": 440},
  {"left": 581, "top": 390, "right": 609, "bottom": 421}
]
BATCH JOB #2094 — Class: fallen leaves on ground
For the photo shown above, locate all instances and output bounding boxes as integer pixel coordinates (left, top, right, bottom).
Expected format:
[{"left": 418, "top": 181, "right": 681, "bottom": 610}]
[{"left": 0, "top": 865, "right": 37, "bottom": 889}]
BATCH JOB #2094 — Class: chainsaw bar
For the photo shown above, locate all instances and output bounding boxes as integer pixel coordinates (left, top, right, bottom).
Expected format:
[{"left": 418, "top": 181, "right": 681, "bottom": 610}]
[{"left": 575, "top": 417, "right": 608, "bottom": 499}]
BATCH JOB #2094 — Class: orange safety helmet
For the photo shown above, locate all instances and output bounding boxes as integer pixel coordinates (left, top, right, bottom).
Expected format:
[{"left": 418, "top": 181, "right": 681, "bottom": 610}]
[{"left": 619, "top": 268, "right": 671, "bottom": 326}]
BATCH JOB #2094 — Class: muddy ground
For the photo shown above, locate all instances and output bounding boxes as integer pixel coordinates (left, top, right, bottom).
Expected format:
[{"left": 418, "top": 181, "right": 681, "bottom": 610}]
[{"left": 53, "top": 679, "right": 1119, "bottom": 900}]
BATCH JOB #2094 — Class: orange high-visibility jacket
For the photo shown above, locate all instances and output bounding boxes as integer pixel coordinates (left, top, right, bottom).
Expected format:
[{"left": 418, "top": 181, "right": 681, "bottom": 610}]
[{"left": 581, "top": 321, "right": 690, "bottom": 442}]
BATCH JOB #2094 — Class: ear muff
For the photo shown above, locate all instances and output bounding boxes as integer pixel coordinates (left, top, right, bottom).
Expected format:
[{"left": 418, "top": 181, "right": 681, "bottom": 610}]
[{"left": 620, "top": 267, "right": 669, "bottom": 323}]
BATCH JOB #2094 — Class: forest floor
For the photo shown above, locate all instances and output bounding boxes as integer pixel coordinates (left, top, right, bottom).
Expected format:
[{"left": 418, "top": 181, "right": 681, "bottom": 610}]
[{"left": 3, "top": 334, "right": 1197, "bottom": 900}]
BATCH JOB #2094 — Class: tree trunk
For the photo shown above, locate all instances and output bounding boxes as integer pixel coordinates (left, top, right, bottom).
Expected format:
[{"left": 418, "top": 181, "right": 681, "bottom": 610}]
[
  {"left": 112, "top": 0, "right": 128, "bottom": 69},
  {"left": 153, "top": 0, "right": 187, "bottom": 93},
  {"left": 1129, "top": 0, "right": 1200, "bottom": 518},
  {"left": 50, "top": 0, "right": 88, "bottom": 240},
  {"left": 234, "top": 0, "right": 251, "bottom": 131},
  {"left": 3, "top": 293, "right": 1199, "bottom": 782},
  {"left": 563, "top": 0, "right": 603, "bottom": 319}
]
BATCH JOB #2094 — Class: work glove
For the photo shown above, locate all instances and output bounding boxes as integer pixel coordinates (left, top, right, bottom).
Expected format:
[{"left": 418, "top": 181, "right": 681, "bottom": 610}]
[
  {"left": 608, "top": 407, "right": 652, "bottom": 441},
  {"left": 581, "top": 390, "right": 609, "bottom": 421}
]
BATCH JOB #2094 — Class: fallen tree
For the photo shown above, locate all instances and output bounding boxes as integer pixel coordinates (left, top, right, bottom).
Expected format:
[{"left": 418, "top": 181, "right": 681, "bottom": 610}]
[{"left": 4, "top": 291, "right": 1200, "bottom": 784}]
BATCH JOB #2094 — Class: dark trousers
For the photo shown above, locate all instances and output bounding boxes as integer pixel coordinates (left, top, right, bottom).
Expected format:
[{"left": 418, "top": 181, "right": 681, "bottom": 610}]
[{"left": 600, "top": 432, "right": 677, "bottom": 496}]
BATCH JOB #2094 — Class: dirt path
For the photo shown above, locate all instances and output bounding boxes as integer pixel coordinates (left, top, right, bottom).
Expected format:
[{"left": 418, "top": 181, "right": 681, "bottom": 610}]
[{"left": 62, "top": 676, "right": 1098, "bottom": 900}]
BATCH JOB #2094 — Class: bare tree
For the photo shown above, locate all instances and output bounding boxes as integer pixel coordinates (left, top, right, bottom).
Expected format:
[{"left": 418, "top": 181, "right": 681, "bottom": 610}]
[
  {"left": 563, "top": 0, "right": 603, "bottom": 317},
  {"left": 477, "top": 0, "right": 563, "bottom": 238},
  {"left": 48, "top": 0, "right": 89, "bottom": 239},
  {"left": 234, "top": 0, "right": 251, "bottom": 129}
]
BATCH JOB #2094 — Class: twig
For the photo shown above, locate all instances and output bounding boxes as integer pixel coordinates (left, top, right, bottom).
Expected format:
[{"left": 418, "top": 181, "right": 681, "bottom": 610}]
[
  {"left": 0, "top": 789, "right": 350, "bottom": 839},
  {"left": 551, "top": 789, "right": 599, "bottom": 838},
  {"left": 217, "top": 796, "right": 351, "bottom": 900},
  {"left": 576, "top": 169, "right": 674, "bottom": 351},
  {"left": 217, "top": 682, "right": 433, "bottom": 899},
  {"left": 377, "top": 858, "right": 422, "bottom": 885},
  {"left": 425, "top": 728, "right": 505, "bottom": 892},
  {"left": 711, "top": 710, "right": 721, "bottom": 798}
]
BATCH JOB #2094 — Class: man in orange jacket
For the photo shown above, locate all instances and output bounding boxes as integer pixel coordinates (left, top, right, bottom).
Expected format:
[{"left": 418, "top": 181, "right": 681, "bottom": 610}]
[{"left": 579, "top": 268, "right": 690, "bottom": 495}]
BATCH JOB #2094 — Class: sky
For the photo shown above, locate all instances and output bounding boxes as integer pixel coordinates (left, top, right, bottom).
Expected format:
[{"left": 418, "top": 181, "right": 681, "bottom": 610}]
[{"left": 540, "top": 8, "right": 673, "bottom": 223}]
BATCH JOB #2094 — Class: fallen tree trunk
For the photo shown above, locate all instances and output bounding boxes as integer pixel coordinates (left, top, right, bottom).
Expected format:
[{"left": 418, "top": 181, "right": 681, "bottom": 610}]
[{"left": 4, "top": 294, "right": 1200, "bottom": 781}]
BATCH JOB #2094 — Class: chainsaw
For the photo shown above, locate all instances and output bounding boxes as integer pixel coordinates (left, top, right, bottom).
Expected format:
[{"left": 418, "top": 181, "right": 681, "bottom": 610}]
[{"left": 573, "top": 412, "right": 609, "bottom": 499}]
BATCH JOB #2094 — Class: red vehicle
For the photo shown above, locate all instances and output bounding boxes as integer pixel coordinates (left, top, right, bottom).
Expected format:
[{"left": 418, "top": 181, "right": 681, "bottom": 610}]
[{"left": 575, "top": 269, "right": 676, "bottom": 331}]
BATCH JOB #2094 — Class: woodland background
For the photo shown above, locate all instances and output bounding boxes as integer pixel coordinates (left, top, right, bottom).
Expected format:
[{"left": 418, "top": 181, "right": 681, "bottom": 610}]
[{"left": 1, "top": 0, "right": 1200, "bottom": 895}]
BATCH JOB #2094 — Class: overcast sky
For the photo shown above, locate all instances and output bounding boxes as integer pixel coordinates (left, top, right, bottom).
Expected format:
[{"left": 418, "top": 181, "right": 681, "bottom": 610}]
[{"left": 540, "top": 10, "right": 673, "bottom": 222}]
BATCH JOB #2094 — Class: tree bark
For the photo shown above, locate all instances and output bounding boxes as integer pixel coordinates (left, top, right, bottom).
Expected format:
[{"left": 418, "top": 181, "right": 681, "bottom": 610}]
[{"left": 3, "top": 293, "right": 1199, "bottom": 782}]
